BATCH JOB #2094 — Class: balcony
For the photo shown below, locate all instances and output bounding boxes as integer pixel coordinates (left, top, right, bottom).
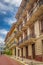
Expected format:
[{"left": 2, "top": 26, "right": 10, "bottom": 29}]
[
  {"left": 11, "top": 28, "right": 22, "bottom": 38},
  {"left": 29, "top": 0, "right": 43, "bottom": 17},
  {"left": 20, "top": 0, "right": 43, "bottom": 32},
  {"left": 15, "top": 30, "right": 22, "bottom": 38},
  {"left": 6, "top": 33, "right": 15, "bottom": 45},
  {"left": 39, "top": 17, "right": 43, "bottom": 35},
  {"left": 9, "top": 42, "right": 17, "bottom": 49},
  {"left": 18, "top": 34, "right": 36, "bottom": 47},
  {"left": 21, "top": 0, "right": 29, "bottom": 18},
  {"left": 26, "top": 1, "right": 43, "bottom": 26},
  {"left": 25, "top": 0, "right": 43, "bottom": 10}
]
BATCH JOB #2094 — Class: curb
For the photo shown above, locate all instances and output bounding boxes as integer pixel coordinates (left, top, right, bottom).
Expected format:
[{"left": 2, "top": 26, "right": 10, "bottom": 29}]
[{"left": 10, "top": 57, "right": 25, "bottom": 65}]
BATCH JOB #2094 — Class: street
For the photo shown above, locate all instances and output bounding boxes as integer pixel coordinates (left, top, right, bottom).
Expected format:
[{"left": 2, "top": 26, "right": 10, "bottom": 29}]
[{"left": 0, "top": 55, "right": 23, "bottom": 65}]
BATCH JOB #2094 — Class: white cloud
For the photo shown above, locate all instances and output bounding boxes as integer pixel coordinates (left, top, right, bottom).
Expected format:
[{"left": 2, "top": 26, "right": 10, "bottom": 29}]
[
  {"left": 4, "top": 0, "right": 22, "bottom": 7},
  {"left": 0, "top": 0, "right": 22, "bottom": 15},
  {"left": 0, "top": 37, "right": 5, "bottom": 44},
  {"left": 0, "top": 29, "right": 8, "bottom": 35},
  {"left": 0, "top": 37, "right": 4, "bottom": 43},
  {"left": 0, "top": 0, "right": 22, "bottom": 43},
  {"left": 0, "top": 10, "right": 7, "bottom": 14},
  {"left": 0, "top": 29, "right": 8, "bottom": 43},
  {"left": 0, "top": 0, "right": 22, "bottom": 14},
  {"left": 0, "top": 2, "right": 14, "bottom": 12},
  {"left": 2, "top": 11, "right": 6, "bottom": 14},
  {"left": 5, "top": 18, "right": 16, "bottom": 25}
]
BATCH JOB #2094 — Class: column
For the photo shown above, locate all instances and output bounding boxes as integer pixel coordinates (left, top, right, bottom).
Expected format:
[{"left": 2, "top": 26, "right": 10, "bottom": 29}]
[
  {"left": 27, "top": 28, "right": 30, "bottom": 36},
  {"left": 34, "top": 20, "right": 40, "bottom": 37},
  {"left": 35, "top": 39, "right": 42, "bottom": 61},
  {"left": 28, "top": 44, "right": 32, "bottom": 59},
  {"left": 12, "top": 48, "right": 15, "bottom": 55},
  {"left": 23, "top": 47, "right": 26, "bottom": 58}
]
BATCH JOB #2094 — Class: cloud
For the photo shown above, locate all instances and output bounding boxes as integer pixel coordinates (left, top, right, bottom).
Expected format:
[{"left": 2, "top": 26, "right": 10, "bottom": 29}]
[
  {"left": 0, "top": 29, "right": 8, "bottom": 43},
  {"left": 4, "top": 18, "right": 16, "bottom": 25},
  {"left": 0, "top": 37, "right": 4, "bottom": 43},
  {"left": 0, "top": 0, "right": 22, "bottom": 43},
  {"left": 0, "top": 0, "right": 22, "bottom": 14},
  {"left": 4, "top": 0, "right": 22, "bottom": 7},
  {"left": 4, "top": 17, "right": 17, "bottom": 26},
  {"left": 0, "top": 29, "right": 8, "bottom": 35},
  {"left": 2, "top": 11, "right": 7, "bottom": 14},
  {"left": 7, "top": 19, "right": 16, "bottom": 25},
  {"left": 0, "top": 10, "right": 7, "bottom": 14},
  {"left": 0, "top": 2, "right": 14, "bottom": 12}
]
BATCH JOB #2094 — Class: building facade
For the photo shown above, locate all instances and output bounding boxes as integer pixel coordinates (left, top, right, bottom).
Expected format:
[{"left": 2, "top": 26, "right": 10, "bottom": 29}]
[{"left": 5, "top": 0, "right": 43, "bottom": 62}]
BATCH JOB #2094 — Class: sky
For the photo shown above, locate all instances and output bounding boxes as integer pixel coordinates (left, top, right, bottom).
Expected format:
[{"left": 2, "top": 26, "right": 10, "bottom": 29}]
[{"left": 0, "top": 0, "right": 22, "bottom": 43}]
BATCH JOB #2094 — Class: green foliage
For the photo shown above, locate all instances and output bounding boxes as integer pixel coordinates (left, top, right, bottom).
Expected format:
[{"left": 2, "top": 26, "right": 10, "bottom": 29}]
[{"left": 4, "top": 49, "right": 12, "bottom": 55}]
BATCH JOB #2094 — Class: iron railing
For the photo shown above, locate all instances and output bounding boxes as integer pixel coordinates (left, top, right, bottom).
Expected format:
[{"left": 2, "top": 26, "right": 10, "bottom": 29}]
[{"left": 18, "top": 34, "right": 36, "bottom": 45}]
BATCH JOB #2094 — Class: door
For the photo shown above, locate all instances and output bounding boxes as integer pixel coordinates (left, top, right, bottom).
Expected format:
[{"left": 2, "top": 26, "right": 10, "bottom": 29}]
[
  {"left": 42, "top": 40, "right": 43, "bottom": 61},
  {"left": 21, "top": 48, "right": 23, "bottom": 57},
  {"left": 18, "top": 49, "right": 20, "bottom": 57},
  {"left": 15, "top": 48, "right": 16, "bottom": 56},
  {"left": 41, "top": 21, "right": 43, "bottom": 33},
  {"left": 26, "top": 46, "right": 28, "bottom": 58},
  {"left": 32, "top": 44, "right": 35, "bottom": 59}
]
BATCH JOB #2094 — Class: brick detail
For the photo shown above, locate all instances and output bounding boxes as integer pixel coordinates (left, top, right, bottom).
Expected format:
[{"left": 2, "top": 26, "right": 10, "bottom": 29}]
[{"left": 35, "top": 55, "right": 43, "bottom": 61}]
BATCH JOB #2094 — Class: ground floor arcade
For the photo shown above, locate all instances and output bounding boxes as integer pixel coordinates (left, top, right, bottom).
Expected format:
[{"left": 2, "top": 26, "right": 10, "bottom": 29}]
[{"left": 11, "top": 37, "right": 43, "bottom": 62}]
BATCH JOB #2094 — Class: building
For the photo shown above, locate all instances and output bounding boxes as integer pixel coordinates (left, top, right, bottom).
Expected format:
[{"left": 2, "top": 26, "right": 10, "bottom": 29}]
[
  {"left": 5, "top": 23, "right": 18, "bottom": 55},
  {"left": 5, "top": 0, "right": 43, "bottom": 62},
  {"left": 0, "top": 43, "right": 5, "bottom": 54}
]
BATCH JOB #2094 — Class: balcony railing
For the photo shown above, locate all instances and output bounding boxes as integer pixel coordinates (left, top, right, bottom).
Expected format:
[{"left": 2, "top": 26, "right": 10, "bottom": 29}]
[
  {"left": 9, "top": 41, "right": 17, "bottom": 48},
  {"left": 18, "top": 34, "right": 36, "bottom": 45},
  {"left": 28, "top": 0, "right": 43, "bottom": 18},
  {"left": 19, "top": 0, "right": 43, "bottom": 31}
]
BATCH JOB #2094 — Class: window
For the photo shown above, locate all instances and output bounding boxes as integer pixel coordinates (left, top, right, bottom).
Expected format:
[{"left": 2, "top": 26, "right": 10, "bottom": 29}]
[
  {"left": 42, "top": 40, "right": 43, "bottom": 54},
  {"left": 41, "top": 21, "right": 43, "bottom": 32}
]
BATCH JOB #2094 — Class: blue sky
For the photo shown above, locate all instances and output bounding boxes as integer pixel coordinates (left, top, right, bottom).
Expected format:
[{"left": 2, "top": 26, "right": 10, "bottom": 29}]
[{"left": 0, "top": 0, "right": 22, "bottom": 43}]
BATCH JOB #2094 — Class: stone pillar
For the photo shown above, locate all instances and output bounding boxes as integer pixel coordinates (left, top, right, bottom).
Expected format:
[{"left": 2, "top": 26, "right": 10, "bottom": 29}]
[
  {"left": 23, "top": 32, "right": 25, "bottom": 39},
  {"left": 27, "top": 11, "right": 30, "bottom": 21},
  {"left": 19, "top": 37, "right": 21, "bottom": 42},
  {"left": 16, "top": 47, "right": 18, "bottom": 57},
  {"left": 19, "top": 48, "right": 21, "bottom": 57},
  {"left": 27, "top": 28, "right": 30, "bottom": 36},
  {"left": 35, "top": 39, "right": 42, "bottom": 61},
  {"left": 12, "top": 48, "right": 14, "bottom": 55},
  {"left": 22, "top": 19, "right": 25, "bottom": 26},
  {"left": 34, "top": 20, "right": 40, "bottom": 37}
]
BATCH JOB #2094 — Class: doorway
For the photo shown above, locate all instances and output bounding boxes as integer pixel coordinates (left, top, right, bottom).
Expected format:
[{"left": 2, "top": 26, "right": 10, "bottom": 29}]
[
  {"left": 32, "top": 44, "right": 35, "bottom": 59},
  {"left": 42, "top": 40, "right": 43, "bottom": 61},
  {"left": 15, "top": 48, "right": 16, "bottom": 56},
  {"left": 21, "top": 48, "right": 23, "bottom": 57},
  {"left": 26, "top": 46, "right": 28, "bottom": 58},
  {"left": 18, "top": 49, "right": 20, "bottom": 57}
]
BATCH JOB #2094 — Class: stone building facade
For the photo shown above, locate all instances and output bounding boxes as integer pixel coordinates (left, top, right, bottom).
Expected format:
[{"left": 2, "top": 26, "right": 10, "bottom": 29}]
[{"left": 5, "top": 0, "right": 43, "bottom": 62}]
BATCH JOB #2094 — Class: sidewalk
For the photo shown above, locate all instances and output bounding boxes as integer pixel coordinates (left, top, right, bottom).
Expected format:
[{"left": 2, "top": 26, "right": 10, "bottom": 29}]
[
  {"left": 0, "top": 55, "right": 24, "bottom": 65},
  {"left": 10, "top": 56, "right": 43, "bottom": 65}
]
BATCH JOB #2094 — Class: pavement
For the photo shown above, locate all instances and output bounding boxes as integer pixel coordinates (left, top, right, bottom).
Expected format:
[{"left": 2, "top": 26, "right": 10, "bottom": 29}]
[
  {"left": 0, "top": 55, "right": 23, "bottom": 65},
  {"left": 10, "top": 56, "right": 43, "bottom": 65}
]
